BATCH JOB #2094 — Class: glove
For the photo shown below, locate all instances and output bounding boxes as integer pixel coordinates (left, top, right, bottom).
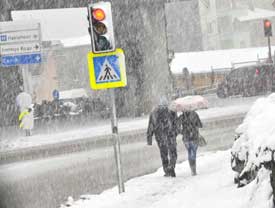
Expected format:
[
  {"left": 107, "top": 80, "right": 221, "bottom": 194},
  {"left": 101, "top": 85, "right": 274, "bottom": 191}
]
[{"left": 147, "top": 136, "right": 152, "bottom": 146}]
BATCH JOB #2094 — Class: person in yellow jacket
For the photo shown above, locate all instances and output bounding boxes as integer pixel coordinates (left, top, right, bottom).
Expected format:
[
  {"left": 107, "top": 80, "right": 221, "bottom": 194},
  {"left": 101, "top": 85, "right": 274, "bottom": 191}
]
[{"left": 19, "top": 107, "right": 34, "bottom": 136}]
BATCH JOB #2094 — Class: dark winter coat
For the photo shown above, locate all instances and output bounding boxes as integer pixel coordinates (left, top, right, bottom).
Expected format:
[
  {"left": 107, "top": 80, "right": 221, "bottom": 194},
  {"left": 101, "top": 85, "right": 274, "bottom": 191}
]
[
  {"left": 147, "top": 105, "right": 178, "bottom": 145},
  {"left": 178, "top": 110, "right": 202, "bottom": 142}
]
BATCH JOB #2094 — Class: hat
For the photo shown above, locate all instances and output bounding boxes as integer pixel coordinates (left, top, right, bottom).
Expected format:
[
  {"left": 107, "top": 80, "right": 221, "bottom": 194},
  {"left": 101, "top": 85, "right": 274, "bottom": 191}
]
[{"left": 159, "top": 96, "right": 168, "bottom": 106}]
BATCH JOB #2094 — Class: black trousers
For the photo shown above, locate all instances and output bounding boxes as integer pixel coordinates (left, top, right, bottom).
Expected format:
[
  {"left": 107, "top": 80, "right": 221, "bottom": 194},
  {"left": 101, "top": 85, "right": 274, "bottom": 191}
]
[{"left": 156, "top": 134, "right": 177, "bottom": 173}]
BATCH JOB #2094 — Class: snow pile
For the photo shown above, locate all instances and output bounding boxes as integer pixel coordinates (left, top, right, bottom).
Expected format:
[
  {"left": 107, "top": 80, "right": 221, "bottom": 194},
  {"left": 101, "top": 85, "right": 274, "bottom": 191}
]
[
  {"left": 60, "top": 150, "right": 271, "bottom": 208},
  {"left": 245, "top": 167, "right": 273, "bottom": 208},
  {"left": 232, "top": 93, "right": 275, "bottom": 168},
  {"left": 230, "top": 93, "right": 275, "bottom": 208}
]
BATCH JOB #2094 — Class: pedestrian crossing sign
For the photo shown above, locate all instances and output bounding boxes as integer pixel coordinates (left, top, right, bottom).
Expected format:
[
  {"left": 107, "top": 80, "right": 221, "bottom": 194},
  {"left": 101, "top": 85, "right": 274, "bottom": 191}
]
[{"left": 87, "top": 48, "right": 127, "bottom": 90}]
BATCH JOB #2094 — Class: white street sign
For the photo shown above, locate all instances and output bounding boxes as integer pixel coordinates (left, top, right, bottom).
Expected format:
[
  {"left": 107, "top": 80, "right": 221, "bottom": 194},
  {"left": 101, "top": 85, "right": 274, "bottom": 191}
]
[
  {"left": 0, "top": 21, "right": 42, "bottom": 67},
  {"left": 0, "top": 42, "right": 41, "bottom": 55},
  {"left": 0, "top": 30, "right": 40, "bottom": 44}
]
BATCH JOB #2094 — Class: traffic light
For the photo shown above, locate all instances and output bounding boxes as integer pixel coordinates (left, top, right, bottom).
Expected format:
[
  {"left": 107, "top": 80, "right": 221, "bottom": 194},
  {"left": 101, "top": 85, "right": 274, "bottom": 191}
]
[
  {"left": 88, "top": 2, "right": 115, "bottom": 53},
  {"left": 264, "top": 19, "right": 272, "bottom": 37}
]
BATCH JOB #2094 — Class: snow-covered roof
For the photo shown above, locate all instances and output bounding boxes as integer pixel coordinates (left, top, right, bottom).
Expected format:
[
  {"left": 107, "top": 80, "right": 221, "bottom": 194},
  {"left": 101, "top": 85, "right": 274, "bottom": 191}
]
[
  {"left": 60, "top": 35, "right": 90, "bottom": 48},
  {"left": 59, "top": 88, "right": 88, "bottom": 100},
  {"left": 11, "top": 8, "right": 89, "bottom": 46},
  {"left": 236, "top": 8, "right": 275, "bottom": 22},
  {"left": 171, "top": 46, "right": 275, "bottom": 74}
]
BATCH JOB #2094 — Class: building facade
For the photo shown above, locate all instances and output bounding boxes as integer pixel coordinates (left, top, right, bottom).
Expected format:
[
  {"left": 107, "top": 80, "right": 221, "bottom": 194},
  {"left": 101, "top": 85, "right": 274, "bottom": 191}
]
[
  {"left": 199, "top": 0, "right": 275, "bottom": 50},
  {"left": 0, "top": 0, "right": 172, "bottom": 121}
]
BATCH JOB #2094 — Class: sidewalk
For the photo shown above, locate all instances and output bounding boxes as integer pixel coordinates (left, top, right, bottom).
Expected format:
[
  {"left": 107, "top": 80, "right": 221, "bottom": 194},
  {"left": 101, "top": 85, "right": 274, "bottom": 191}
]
[{"left": 61, "top": 150, "right": 272, "bottom": 208}]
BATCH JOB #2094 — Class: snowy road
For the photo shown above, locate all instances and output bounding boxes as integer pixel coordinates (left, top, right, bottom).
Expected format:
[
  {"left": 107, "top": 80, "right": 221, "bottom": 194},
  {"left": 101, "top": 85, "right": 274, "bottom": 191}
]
[{"left": 0, "top": 94, "right": 262, "bottom": 153}]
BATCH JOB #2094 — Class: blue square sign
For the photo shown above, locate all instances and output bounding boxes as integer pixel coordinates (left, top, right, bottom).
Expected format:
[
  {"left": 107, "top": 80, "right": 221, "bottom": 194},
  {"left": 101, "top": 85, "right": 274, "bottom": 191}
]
[
  {"left": 93, "top": 55, "right": 121, "bottom": 84},
  {"left": 87, "top": 48, "right": 127, "bottom": 90},
  {"left": 0, "top": 35, "right": 7, "bottom": 42}
]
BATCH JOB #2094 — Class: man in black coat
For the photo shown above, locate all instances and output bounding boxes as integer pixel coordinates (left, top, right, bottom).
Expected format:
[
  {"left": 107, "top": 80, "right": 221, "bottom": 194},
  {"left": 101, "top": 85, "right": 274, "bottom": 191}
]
[
  {"left": 147, "top": 98, "right": 178, "bottom": 177},
  {"left": 178, "top": 110, "right": 202, "bottom": 176}
]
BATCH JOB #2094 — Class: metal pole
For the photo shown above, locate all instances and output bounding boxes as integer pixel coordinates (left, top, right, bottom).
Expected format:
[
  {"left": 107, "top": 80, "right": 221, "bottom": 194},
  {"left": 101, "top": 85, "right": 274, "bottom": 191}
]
[
  {"left": 272, "top": 51, "right": 275, "bottom": 92},
  {"left": 110, "top": 89, "right": 125, "bottom": 193},
  {"left": 268, "top": 36, "right": 272, "bottom": 63},
  {"left": 21, "top": 64, "right": 33, "bottom": 94},
  {"left": 21, "top": 66, "right": 28, "bottom": 92}
]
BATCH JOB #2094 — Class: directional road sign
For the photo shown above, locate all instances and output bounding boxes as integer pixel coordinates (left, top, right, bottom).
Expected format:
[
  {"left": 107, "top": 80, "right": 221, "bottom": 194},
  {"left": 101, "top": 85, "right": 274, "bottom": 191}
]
[
  {"left": 0, "top": 30, "right": 40, "bottom": 44},
  {"left": 0, "top": 42, "right": 41, "bottom": 56},
  {"left": 87, "top": 48, "right": 127, "bottom": 90},
  {"left": 1, "top": 53, "right": 42, "bottom": 67},
  {"left": 0, "top": 21, "right": 42, "bottom": 67}
]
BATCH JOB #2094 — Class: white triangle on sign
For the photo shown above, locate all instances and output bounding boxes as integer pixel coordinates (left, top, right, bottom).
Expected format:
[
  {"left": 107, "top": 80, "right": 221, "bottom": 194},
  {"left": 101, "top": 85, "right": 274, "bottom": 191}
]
[{"left": 97, "top": 59, "right": 120, "bottom": 82}]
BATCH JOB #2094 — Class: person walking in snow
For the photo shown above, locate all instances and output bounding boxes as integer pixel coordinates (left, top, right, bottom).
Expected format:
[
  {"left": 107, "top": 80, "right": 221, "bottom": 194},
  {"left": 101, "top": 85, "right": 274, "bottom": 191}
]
[
  {"left": 178, "top": 110, "right": 202, "bottom": 176},
  {"left": 147, "top": 97, "right": 178, "bottom": 177},
  {"left": 16, "top": 90, "right": 34, "bottom": 136},
  {"left": 19, "top": 107, "right": 34, "bottom": 136}
]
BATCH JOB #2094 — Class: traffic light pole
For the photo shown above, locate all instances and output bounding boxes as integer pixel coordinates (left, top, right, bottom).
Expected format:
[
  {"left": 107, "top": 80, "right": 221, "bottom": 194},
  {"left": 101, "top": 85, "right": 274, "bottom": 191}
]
[
  {"left": 110, "top": 89, "right": 125, "bottom": 194},
  {"left": 268, "top": 36, "right": 272, "bottom": 63}
]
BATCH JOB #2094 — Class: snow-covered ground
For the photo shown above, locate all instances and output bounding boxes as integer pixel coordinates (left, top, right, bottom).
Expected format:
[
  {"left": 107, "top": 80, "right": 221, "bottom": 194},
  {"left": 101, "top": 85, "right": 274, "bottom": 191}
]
[
  {"left": 0, "top": 103, "right": 251, "bottom": 152},
  {"left": 61, "top": 150, "right": 273, "bottom": 208}
]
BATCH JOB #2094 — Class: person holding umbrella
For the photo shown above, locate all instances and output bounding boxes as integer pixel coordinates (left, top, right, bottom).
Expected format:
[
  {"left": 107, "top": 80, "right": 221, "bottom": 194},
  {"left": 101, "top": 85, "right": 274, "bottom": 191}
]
[
  {"left": 178, "top": 110, "right": 202, "bottom": 176},
  {"left": 170, "top": 96, "right": 204, "bottom": 176}
]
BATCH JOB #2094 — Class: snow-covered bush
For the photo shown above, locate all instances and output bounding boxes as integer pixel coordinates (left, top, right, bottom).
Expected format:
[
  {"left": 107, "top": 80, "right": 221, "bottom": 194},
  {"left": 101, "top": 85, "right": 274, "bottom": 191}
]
[{"left": 231, "top": 93, "right": 275, "bottom": 205}]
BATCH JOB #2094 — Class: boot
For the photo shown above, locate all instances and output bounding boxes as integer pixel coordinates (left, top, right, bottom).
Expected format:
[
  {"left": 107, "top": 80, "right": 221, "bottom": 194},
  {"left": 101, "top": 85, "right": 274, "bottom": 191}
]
[
  {"left": 189, "top": 160, "right": 197, "bottom": 176},
  {"left": 163, "top": 166, "right": 170, "bottom": 177},
  {"left": 170, "top": 167, "right": 176, "bottom": 177},
  {"left": 193, "top": 160, "right": 197, "bottom": 176}
]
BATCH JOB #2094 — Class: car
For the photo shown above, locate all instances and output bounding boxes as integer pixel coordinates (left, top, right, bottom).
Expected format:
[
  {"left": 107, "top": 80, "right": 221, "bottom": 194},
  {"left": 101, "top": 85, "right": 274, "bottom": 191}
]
[{"left": 217, "top": 63, "right": 274, "bottom": 98}]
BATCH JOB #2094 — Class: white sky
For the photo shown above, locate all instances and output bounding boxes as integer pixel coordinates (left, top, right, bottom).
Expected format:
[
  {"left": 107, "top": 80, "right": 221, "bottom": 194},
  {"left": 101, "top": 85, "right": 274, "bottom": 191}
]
[
  {"left": 11, "top": 8, "right": 89, "bottom": 42},
  {"left": 60, "top": 150, "right": 273, "bottom": 208}
]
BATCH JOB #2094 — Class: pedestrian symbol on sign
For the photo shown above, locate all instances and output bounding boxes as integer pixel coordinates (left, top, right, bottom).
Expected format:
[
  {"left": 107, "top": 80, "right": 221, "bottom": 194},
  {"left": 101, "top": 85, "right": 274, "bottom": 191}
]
[
  {"left": 97, "top": 59, "right": 120, "bottom": 82},
  {"left": 87, "top": 48, "right": 127, "bottom": 90}
]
